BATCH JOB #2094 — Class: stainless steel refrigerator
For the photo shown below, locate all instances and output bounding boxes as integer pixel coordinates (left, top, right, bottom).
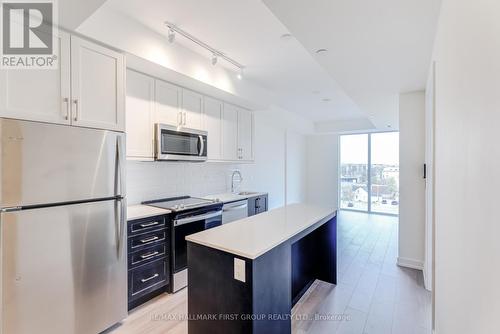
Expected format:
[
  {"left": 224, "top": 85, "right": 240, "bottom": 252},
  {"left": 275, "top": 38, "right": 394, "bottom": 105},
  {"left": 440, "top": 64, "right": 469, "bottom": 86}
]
[{"left": 0, "top": 118, "right": 127, "bottom": 334}]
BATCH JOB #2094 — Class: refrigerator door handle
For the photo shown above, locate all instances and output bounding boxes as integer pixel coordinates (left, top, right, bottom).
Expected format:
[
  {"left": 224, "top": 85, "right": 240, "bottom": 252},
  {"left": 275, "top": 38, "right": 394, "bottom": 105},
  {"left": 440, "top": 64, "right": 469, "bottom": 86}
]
[
  {"left": 115, "top": 135, "right": 125, "bottom": 197},
  {"left": 116, "top": 197, "right": 126, "bottom": 258}
]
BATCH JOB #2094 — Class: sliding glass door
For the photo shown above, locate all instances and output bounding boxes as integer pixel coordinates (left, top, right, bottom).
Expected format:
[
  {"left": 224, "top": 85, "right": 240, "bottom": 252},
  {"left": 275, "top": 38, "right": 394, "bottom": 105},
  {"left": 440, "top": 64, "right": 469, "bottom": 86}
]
[
  {"left": 340, "top": 132, "right": 399, "bottom": 215},
  {"left": 340, "top": 134, "right": 369, "bottom": 211},
  {"left": 370, "top": 132, "right": 399, "bottom": 214}
]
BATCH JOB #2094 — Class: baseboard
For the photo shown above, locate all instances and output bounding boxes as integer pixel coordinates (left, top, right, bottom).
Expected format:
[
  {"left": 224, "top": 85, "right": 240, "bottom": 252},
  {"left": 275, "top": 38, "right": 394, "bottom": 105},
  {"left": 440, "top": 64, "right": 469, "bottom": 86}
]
[{"left": 397, "top": 257, "right": 424, "bottom": 270}]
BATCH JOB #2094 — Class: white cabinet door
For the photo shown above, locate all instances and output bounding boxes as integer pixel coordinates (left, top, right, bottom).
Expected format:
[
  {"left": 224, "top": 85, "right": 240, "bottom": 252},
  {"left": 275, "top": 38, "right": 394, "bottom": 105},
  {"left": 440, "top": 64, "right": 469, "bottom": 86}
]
[
  {"left": 126, "top": 69, "right": 155, "bottom": 160},
  {"left": 182, "top": 89, "right": 203, "bottom": 130},
  {"left": 204, "top": 97, "right": 223, "bottom": 160},
  {"left": 222, "top": 103, "right": 238, "bottom": 161},
  {"left": 70, "top": 36, "right": 125, "bottom": 131},
  {"left": 155, "top": 79, "right": 181, "bottom": 126},
  {"left": 238, "top": 108, "right": 254, "bottom": 161},
  {"left": 0, "top": 31, "right": 71, "bottom": 124}
]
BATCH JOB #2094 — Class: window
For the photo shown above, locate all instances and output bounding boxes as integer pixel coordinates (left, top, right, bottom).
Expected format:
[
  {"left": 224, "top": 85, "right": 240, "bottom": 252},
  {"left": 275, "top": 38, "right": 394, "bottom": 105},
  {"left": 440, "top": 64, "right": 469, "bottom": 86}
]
[{"left": 339, "top": 132, "right": 399, "bottom": 215}]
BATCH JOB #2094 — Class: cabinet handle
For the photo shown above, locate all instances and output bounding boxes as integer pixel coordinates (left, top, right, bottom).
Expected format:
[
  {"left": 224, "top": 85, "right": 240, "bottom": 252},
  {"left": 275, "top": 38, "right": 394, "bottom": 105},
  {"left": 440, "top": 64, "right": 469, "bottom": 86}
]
[
  {"left": 63, "top": 98, "right": 69, "bottom": 120},
  {"left": 177, "top": 112, "right": 182, "bottom": 126},
  {"left": 141, "top": 273, "right": 159, "bottom": 283},
  {"left": 140, "top": 221, "right": 159, "bottom": 228},
  {"left": 140, "top": 236, "right": 159, "bottom": 244},
  {"left": 140, "top": 251, "right": 160, "bottom": 259},
  {"left": 72, "top": 99, "right": 79, "bottom": 121},
  {"left": 183, "top": 112, "right": 187, "bottom": 125}
]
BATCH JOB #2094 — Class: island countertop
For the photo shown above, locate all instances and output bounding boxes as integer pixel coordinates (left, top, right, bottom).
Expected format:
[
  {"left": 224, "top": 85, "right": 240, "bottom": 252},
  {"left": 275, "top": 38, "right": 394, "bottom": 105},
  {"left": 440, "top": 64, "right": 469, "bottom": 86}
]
[{"left": 186, "top": 203, "right": 336, "bottom": 259}]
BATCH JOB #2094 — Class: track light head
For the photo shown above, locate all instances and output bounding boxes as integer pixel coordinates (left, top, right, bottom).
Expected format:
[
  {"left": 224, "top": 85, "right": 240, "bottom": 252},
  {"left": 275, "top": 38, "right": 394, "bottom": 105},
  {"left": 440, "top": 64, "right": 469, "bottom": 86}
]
[
  {"left": 211, "top": 54, "right": 218, "bottom": 66},
  {"left": 168, "top": 28, "right": 175, "bottom": 43}
]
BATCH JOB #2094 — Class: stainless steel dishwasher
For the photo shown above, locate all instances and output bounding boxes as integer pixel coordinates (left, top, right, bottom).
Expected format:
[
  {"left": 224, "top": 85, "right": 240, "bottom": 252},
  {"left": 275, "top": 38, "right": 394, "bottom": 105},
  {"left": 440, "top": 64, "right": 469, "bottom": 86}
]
[{"left": 222, "top": 200, "right": 248, "bottom": 224}]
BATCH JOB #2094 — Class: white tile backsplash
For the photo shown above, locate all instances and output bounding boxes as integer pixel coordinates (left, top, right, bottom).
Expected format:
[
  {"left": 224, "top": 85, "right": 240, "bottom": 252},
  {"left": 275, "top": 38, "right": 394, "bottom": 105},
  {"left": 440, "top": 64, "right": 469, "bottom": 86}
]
[{"left": 126, "top": 161, "right": 245, "bottom": 204}]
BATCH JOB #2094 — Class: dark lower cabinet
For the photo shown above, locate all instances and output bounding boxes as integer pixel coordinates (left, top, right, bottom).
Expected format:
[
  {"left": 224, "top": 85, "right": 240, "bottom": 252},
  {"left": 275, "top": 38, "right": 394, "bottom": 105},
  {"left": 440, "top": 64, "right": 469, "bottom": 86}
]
[
  {"left": 247, "top": 194, "right": 268, "bottom": 217},
  {"left": 127, "top": 214, "right": 170, "bottom": 310}
]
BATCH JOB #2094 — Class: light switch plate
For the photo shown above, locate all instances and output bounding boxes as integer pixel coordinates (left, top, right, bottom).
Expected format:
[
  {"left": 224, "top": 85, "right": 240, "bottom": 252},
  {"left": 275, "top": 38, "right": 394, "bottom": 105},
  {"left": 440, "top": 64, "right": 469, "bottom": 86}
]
[{"left": 234, "top": 258, "right": 246, "bottom": 282}]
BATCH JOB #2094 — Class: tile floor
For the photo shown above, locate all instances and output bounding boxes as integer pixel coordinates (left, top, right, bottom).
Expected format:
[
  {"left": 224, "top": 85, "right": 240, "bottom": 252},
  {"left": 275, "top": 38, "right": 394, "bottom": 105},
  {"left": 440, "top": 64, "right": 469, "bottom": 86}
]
[{"left": 108, "top": 210, "right": 432, "bottom": 334}]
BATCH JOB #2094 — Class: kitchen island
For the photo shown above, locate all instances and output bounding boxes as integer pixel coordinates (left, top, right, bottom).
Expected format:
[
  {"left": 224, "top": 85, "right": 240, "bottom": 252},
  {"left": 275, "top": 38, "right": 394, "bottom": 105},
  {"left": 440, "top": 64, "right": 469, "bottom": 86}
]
[{"left": 186, "top": 203, "right": 337, "bottom": 334}]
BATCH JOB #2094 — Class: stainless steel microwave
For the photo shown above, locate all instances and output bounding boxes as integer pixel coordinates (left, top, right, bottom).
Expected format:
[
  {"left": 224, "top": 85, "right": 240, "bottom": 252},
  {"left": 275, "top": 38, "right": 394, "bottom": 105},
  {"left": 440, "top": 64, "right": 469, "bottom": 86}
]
[{"left": 155, "top": 124, "right": 208, "bottom": 161}]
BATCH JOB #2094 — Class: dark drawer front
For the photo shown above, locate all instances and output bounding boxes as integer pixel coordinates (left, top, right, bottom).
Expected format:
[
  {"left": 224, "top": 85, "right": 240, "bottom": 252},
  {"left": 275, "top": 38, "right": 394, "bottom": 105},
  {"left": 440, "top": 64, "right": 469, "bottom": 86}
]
[
  {"left": 128, "top": 216, "right": 166, "bottom": 235},
  {"left": 129, "top": 243, "right": 167, "bottom": 268},
  {"left": 129, "top": 258, "right": 169, "bottom": 299},
  {"left": 129, "top": 229, "right": 167, "bottom": 251}
]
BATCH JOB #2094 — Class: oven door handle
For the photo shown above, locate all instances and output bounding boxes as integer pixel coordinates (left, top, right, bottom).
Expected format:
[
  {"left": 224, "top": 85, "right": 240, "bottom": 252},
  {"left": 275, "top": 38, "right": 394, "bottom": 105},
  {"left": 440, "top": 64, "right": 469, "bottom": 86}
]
[{"left": 174, "top": 210, "right": 223, "bottom": 226}]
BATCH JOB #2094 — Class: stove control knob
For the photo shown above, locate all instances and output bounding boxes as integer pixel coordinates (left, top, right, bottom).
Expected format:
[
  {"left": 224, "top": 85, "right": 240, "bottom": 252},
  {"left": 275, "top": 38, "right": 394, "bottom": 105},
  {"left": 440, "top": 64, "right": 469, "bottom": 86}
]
[
  {"left": 215, "top": 198, "right": 220, "bottom": 202},
  {"left": 180, "top": 204, "right": 185, "bottom": 209},
  {"left": 174, "top": 205, "right": 179, "bottom": 210}
]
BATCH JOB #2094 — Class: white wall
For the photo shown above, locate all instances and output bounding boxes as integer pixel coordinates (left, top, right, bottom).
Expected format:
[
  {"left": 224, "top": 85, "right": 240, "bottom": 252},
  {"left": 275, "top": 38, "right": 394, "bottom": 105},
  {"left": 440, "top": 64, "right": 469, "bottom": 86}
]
[
  {"left": 285, "top": 130, "right": 307, "bottom": 204},
  {"left": 305, "top": 134, "right": 339, "bottom": 208},
  {"left": 424, "top": 64, "right": 435, "bottom": 292},
  {"left": 398, "top": 91, "right": 426, "bottom": 270},
  {"left": 431, "top": 1, "right": 500, "bottom": 333}
]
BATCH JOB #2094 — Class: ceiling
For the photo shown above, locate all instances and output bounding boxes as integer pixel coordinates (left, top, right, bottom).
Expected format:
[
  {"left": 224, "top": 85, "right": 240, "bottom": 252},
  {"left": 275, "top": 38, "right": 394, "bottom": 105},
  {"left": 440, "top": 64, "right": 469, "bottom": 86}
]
[
  {"left": 263, "top": 0, "right": 442, "bottom": 129},
  {"left": 86, "top": 0, "right": 442, "bottom": 130},
  {"left": 103, "top": 0, "right": 364, "bottom": 123}
]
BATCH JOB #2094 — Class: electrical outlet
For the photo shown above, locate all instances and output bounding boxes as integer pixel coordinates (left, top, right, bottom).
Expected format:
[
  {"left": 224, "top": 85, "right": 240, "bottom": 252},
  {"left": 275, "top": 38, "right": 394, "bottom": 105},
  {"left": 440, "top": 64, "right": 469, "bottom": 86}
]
[{"left": 234, "top": 258, "right": 246, "bottom": 282}]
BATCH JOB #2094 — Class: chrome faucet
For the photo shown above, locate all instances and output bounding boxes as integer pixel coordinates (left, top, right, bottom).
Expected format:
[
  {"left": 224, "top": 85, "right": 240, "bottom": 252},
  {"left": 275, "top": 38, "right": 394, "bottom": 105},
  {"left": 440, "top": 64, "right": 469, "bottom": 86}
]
[{"left": 231, "top": 170, "right": 243, "bottom": 194}]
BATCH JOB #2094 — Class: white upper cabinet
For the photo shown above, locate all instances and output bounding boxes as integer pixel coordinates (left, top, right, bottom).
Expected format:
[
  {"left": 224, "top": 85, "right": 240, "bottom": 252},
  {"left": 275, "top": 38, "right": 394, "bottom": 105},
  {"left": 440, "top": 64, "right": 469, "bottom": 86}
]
[
  {"left": 0, "top": 31, "right": 71, "bottom": 125},
  {"left": 0, "top": 33, "right": 125, "bottom": 132},
  {"left": 155, "top": 79, "right": 181, "bottom": 126},
  {"left": 203, "top": 97, "right": 223, "bottom": 160},
  {"left": 70, "top": 36, "right": 125, "bottom": 131},
  {"left": 222, "top": 103, "right": 238, "bottom": 161},
  {"left": 181, "top": 89, "right": 203, "bottom": 130},
  {"left": 123, "top": 70, "right": 254, "bottom": 163},
  {"left": 238, "top": 108, "right": 254, "bottom": 161},
  {"left": 126, "top": 69, "right": 155, "bottom": 160}
]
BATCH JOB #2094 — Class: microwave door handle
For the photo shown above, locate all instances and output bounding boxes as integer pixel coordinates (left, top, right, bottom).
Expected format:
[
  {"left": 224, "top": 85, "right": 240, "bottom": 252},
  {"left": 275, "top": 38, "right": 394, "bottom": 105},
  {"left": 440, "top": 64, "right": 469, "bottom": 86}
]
[{"left": 198, "top": 135, "right": 204, "bottom": 156}]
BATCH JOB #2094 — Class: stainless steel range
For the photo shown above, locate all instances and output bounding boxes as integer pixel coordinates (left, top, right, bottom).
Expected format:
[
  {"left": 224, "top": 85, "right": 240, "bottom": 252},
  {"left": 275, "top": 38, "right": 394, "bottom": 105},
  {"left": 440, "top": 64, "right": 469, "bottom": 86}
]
[{"left": 143, "top": 196, "right": 223, "bottom": 292}]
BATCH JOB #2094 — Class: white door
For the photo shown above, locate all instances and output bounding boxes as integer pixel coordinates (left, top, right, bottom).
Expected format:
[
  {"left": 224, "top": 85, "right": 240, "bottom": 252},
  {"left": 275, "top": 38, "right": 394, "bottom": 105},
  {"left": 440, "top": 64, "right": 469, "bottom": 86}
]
[
  {"left": 182, "top": 89, "right": 203, "bottom": 130},
  {"left": 126, "top": 70, "right": 154, "bottom": 160},
  {"left": 0, "top": 31, "right": 71, "bottom": 125},
  {"left": 204, "top": 97, "right": 223, "bottom": 160},
  {"left": 222, "top": 103, "right": 238, "bottom": 161},
  {"left": 238, "top": 109, "right": 253, "bottom": 161},
  {"left": 155, "top": 79, "right": 181, "bottom": 126},
  {"left": 70, "top": 36, "right": 125, "bottom": 131}
]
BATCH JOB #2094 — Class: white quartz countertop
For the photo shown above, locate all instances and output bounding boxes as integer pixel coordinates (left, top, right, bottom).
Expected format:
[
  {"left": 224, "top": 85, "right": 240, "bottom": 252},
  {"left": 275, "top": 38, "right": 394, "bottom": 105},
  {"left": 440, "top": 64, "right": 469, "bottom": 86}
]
[
  {"left": 186, "top": 203, "right": 336, "bottom": 259},
  {"left": 204, "top": 192, "right": 268, "bottom": 204},
  {"left": 127, "top": 205, "right": 171, "bottom": 221}
]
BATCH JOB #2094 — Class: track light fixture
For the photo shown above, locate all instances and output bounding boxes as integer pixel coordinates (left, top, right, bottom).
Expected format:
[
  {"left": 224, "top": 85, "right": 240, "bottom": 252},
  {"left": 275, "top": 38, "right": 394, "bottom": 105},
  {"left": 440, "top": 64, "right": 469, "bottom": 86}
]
[
  {"left": 168, "top": 28, "right": 175, "bottom": 43},
  {"left": 164, "top": 21, "right": 245, "bottom": 78}
]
